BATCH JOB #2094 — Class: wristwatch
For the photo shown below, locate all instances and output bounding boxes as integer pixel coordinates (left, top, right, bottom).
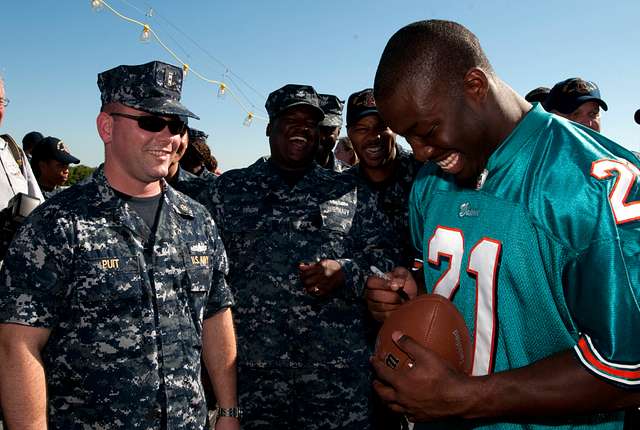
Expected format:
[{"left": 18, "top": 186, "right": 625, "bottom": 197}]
[{"left": 215, "top": 406, "right": 243, "bottom": 420}]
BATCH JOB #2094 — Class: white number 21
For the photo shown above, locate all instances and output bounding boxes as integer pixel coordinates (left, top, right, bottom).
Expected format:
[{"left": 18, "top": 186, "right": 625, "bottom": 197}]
[
  {"left": 428, "top": 226, "right": 502, "bottom": 376},
  {"left": 591, "top": 159, "right": 640, "bottom": 225}
]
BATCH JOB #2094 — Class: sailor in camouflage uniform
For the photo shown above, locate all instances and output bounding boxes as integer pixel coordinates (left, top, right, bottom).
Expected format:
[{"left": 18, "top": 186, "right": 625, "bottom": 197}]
[
  {"left": 316, "top": 93, "right": 349, "bottom": 172},
  {"left": 346, "top": 88, "right": 423, "bottom": 268},
  {"left": 0, "top": 61, "right": 240, "bottom": 430},
  {"left": 198, "top": 84, "right": 400, "bottom": 429},
  {"left": 181, "top": 128, "right": 219, "bottom": 179},
  {"left": 30, "top": 136, "right": 81, "bottom": 200},
  {"left": 345, "top": 88, "right": 423, "bottom": 430},
  {"left": 166, "top": 127, "right": 211, "bottom": 200}
]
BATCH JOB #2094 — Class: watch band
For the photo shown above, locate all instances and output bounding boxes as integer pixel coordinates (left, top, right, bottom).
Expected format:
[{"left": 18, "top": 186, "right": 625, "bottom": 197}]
[{"left": 216, "top": 406, "right": 243, "bottom": 420}]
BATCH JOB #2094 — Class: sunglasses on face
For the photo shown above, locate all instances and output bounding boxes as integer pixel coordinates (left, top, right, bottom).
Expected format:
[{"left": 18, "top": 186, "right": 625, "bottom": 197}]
[{"left": 110, "top": 112, "right": 187, "bottom": 135}]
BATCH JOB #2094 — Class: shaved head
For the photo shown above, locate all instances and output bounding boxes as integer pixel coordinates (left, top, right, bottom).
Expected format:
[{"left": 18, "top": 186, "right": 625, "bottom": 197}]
[{"left": 374, "top": 20, "right": 493, "bottom": 101}]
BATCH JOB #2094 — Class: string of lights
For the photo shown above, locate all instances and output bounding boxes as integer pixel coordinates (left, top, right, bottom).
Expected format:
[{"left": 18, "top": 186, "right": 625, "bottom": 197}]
[
  {"left": 90, "top": 0, "right": 267, "bottom": 126},
  {"left": 137, "top": 0, "right": 266, "bottom": 107}
]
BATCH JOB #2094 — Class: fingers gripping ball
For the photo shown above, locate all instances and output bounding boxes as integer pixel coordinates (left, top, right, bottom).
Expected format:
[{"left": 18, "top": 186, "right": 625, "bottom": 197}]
[{"left": 375, "top": 294, "right": 473, "bottom": 374}]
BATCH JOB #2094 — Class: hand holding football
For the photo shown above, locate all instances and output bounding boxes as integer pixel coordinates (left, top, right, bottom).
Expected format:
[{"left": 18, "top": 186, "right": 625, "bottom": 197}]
[{"left": 375, "top": 294, "right": 472, "bottom": 374}]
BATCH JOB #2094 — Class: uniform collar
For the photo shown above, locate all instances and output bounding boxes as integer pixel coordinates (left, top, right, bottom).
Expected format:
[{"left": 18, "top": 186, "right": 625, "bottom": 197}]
[
  {"left": 259, "top": 157, "right": 324, "bottom": 188},
  {"left": 91, "top": 165, "right": 194, "bottom": 219}
]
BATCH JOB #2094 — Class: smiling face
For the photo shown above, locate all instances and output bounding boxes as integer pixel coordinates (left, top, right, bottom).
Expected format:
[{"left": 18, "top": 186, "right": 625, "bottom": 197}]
[
  {"left": 98, "top": 103, "right": 183, "bottom": 195},
  {"left": 377, "top": 82, "right": 492, "bottom": 188},
  {"left": 268, "top": 105, "right": 321, "bottom": 170},
  {"left": 347, "top": 113, "right": 396, "bottom": 170}
]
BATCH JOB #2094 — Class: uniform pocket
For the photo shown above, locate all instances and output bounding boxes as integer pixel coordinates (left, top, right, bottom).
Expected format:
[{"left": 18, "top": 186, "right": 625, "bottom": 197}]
[
  {"left": 319, "top": 198, "right": 355, "bottom": 235},
  {"left": 80, "top": 255, "right": 142, "bottom": 302},
  {"left": 318, "top": 199, "right": 356, "bottom": 259},
  {"left": 74, "top": 254, "right": 144, "bottom": 345}
]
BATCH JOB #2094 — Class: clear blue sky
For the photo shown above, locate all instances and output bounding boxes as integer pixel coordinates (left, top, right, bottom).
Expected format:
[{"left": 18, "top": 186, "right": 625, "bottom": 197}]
[{"left": 1, "top": 0, "right": 639, "bottom": 170}]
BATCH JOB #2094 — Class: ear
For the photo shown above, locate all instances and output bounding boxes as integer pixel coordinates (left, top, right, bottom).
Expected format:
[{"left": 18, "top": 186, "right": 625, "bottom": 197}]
[
  {"left": 462, "top": 68, "right": 489, "bottom": 104},
  {"left": 266, "top": 122, "right": 272, "bottom": 137},
  {"left": 96, "top": 111, "right": 114, "bottom": 145}
]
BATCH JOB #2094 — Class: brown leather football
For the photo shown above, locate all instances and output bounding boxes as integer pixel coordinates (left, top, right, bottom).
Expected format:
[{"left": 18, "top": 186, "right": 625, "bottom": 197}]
[{"left": 375, "top": 294, "right": 472, "bottom": 374}]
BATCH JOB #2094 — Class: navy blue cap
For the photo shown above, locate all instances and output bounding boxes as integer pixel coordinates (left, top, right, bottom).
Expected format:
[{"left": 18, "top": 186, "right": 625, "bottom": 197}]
[
  {"left": 98, "top": 61, "right": 199, "bottom": 119},
  {"left": 346, "top": 88, "right": 378, "bottom": 128},
  {"left": 188, "top": 127, "right": 208, "bottom": 142},
  {"left": 22, "top": 131, "right": 44, "bottom": 151},
  {"left": 265, "top": 84, "right": 324, "bottom": 121},
  {"left": 32, "top": 137, "right": 80, "bottom": 165},
  {"left": 544, "top": 78, "right": 608, "bottom": 114}
]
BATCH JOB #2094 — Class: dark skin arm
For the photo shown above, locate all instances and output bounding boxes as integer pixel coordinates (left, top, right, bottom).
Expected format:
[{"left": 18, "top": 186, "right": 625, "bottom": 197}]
[
  {"left": 372, "top": 332, "right": 640, "bottom": 423},
  {"left": 299, "top": 259, "right": 345, "bottom": 298}
]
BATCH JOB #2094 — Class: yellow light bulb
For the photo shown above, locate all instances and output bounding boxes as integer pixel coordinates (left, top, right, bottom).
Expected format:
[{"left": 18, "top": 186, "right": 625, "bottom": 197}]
[
  {"left": 243, "top": 113, "right": 254, "bottom": 127},
  {"left": 140, "top": 25, "right": 151, "bottom": 43},
  {"left": 91, "top": 0, "right": 103, "bottom": 11},
  {"left": 217, "top": 83, "right": 226, "bottom": 98}
]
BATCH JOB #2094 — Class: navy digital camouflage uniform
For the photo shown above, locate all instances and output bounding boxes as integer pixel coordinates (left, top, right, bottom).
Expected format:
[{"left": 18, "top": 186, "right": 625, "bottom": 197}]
[
  {"left": 98, "top": 61, "right": 200, "bottom": 120},
  {"left": 0, "top": 166, "right": 233, "bottom": 429},
  {"left": 41, "top": 185, "right": 67, "bottom": 200},
  {"left": 170, "top": 165, "right": 213, "bottom": 200},
  {"left": 326, "top": 151, "right": 350, "bottom": 172},
  {"left": 318, "top": 94, "right": 349, "bottom": 173},
  {"left": 347, "top": 145, "right": 423, "bottom": 266},
  {"left": 198, "top": 157, "right": 400, "bottom": 429},
  {"left": 346, "top": 144, "right": 422, "bottom": 430},
  {"left": 197, "top": 167, "right": 217, "bottom": 180}
]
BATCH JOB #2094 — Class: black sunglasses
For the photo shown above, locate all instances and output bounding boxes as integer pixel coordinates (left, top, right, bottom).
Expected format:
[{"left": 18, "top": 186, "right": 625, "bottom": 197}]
[{"left": 110, "top": 112, "right": 187, "bottom": 135}]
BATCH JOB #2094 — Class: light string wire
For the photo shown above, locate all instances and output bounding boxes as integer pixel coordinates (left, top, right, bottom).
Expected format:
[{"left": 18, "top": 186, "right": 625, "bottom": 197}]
[{"left": 92, "top": 0, "right": 267, "bottom": 124}]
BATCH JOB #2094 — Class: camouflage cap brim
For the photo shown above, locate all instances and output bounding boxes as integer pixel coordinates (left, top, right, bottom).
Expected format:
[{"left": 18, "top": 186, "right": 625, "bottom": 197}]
[
  {"left": 123, "top": 97, "right": 200, "bottom": 120},
  {"left": 319, "top": 114, "right": 343, "bottom": 128}
]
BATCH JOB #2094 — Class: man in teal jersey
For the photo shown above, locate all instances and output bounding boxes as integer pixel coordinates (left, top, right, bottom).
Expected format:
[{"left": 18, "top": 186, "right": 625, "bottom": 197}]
[{"left": 365, "top": 20, "right": 640, "bottom": 429}]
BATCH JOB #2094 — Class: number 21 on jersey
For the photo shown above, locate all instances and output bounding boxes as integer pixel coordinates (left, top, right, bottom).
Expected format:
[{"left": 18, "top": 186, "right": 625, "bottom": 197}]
[
  {"left": 428, "top": 226, "right": 502, "bottom": 376},
  {"left": 591, "top": 159, "right": 640, "bottom": 224}
]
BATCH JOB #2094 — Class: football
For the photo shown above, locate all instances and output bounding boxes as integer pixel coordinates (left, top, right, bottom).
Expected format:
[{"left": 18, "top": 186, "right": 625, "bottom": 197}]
[{"left": 375, "top": 294, "right": 473, "bottom": 374}]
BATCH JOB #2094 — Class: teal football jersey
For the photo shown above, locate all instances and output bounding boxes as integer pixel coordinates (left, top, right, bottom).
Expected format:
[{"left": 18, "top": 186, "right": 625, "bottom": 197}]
[{"left": 410, "top": 105, "right": 640, "bottom": 430}]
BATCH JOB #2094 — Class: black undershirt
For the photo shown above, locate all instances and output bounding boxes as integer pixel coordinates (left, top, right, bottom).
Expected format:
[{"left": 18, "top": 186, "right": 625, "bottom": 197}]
[{"left": 112, "top": 188, "right": 163, "bottom": 242}]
